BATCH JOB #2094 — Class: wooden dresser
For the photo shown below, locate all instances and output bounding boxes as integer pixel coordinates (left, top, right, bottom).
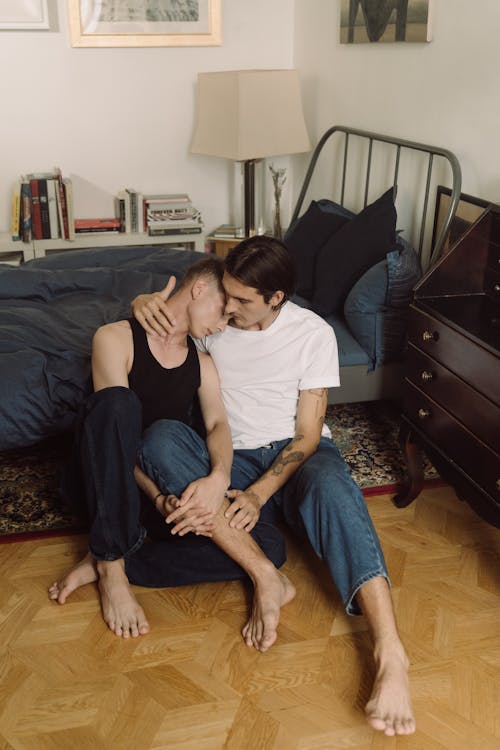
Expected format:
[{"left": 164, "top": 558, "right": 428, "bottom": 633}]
[{"left": 394, "top": 207, "right": 500, "bottom": 527}]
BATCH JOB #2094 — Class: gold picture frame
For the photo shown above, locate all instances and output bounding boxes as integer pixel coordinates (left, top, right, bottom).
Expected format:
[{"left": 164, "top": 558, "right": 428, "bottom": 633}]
[{"left": 68, "top": 0, "right": 221, "bottom": 48}]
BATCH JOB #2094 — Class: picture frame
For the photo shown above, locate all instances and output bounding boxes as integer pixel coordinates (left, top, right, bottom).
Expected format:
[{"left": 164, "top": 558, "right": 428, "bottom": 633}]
[
  {"left": 432, "top": 186, "right": 491, "bottom": 255},
  {"left": 0, "top": 0, "right": 49, "bottom": 30},
  {"left": 340, "top": 0, "right": 433, "bottom": 44},
  {"left": 68, "top": 0, "right": 221, "bottom": 48}
]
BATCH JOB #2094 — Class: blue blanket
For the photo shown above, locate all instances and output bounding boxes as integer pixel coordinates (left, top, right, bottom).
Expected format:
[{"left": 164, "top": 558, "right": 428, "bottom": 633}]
[{"left": 0, "top": 245, "right": 200, "bottom": 450}]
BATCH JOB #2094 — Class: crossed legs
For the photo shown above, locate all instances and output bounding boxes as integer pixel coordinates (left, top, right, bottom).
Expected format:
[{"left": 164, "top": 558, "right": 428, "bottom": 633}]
[{"left": 139, "top": 420, "right": 294, "bottom": 651}]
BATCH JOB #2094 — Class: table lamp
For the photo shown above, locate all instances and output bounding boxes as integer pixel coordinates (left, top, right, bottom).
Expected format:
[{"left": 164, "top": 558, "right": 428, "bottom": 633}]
[{"left": 191, "top": 69, "right": 311, "bottom": 237}]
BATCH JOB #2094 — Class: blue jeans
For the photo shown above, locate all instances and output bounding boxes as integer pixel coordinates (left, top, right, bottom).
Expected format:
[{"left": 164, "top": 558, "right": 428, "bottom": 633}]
[
  {"left": 140, "top": 421, "right": 389, "bottom": 615},
  {"left": 63, "top": 387, "right": 286, "bottom": 587}
]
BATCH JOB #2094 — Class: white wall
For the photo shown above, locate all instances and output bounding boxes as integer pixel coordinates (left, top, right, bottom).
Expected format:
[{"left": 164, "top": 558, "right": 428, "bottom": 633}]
[
  {"left": 4, "top": 1, "right": 499, "bottom": 239},
  {"left": 293, "top": 0, "right": 500, "bottom": 204},
  {"left": 0, "top": 0, "right": 295, "bottom": 235}
]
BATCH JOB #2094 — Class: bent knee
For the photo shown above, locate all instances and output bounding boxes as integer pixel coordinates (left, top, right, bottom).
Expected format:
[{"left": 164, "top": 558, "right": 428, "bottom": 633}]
[
  {"left": 85, "top": 387, "right": 141, "bottom": 425},
  {"left": 140, "top": 420, "right": 201, "bottom": 469}
]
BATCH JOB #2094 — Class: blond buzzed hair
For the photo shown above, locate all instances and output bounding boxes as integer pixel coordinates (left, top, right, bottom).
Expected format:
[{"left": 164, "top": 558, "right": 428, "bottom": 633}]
[{"left": 178, "top": 256, "right": 225, "bottom": 293}]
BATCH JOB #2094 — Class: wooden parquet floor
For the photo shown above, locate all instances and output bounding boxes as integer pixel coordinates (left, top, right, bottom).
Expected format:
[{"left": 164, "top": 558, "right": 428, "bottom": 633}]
[{"left": 0, "top": 484, "right": 499, "bottom": 750}]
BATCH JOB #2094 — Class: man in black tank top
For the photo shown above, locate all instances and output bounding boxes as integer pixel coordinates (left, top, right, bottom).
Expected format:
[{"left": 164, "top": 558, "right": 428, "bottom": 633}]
[{"left": 50, "top": 257, "right": 288, "bottom": 644}]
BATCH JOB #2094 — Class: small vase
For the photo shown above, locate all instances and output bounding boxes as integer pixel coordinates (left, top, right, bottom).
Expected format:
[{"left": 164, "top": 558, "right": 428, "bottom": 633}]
[{"left": 273, "top": 201, "right": 282, "bottom": 240}]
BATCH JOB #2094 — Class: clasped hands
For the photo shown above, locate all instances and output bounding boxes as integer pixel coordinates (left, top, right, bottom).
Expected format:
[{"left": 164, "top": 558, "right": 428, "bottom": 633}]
[{"left": 165, "top": 479, "right": 262, "bottom": 537}]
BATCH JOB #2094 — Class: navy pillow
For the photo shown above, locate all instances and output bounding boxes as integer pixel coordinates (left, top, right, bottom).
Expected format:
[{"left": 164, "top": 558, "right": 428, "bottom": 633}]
[
  {"left": 344, "top": 239, "right": 421, "bottom": 370},
  {"left": 315, "top": 198, "right": 355, "bottom": 221},
  {"left": 312, "top": 188, "right": 397, "bottom": 316},
  {"left": 284, "top": 200, "right": 349, "bottom": 300}
]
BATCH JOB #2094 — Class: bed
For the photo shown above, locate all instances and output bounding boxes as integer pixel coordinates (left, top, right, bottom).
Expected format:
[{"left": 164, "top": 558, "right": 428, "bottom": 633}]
[
  {"left": 286, "top": 125, "right": 462, "bottom": 403},
  {"left": 0, "top": 126, "right": 462, "bottom": 452}
]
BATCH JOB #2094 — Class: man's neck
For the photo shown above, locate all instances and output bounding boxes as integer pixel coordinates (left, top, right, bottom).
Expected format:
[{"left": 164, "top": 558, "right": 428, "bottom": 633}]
[{"left": 230, "top": 306, "right": 282, "bottom": 332}]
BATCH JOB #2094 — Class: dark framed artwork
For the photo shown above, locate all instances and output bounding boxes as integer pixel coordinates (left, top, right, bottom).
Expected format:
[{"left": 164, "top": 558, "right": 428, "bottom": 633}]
[
  {"left": 340, "top": 0, "right": 433, "bottom": 44},
  {"left": 432, "top": 186, "right": 491, "bottom": 256}
]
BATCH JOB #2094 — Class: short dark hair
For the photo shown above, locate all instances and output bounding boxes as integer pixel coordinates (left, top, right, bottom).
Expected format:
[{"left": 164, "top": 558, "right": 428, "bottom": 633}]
[
  {"left": 179, "top": 256, "right": 225, "bottom": 293},
  {"left": 225, "top": 235, "right": 296, "bottom": 306}
]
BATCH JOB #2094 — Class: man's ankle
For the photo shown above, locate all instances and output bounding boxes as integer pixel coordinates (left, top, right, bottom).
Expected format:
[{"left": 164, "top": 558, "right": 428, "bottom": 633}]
[{"left": 97, "top": 558, "right": 125, "bottom": 577}]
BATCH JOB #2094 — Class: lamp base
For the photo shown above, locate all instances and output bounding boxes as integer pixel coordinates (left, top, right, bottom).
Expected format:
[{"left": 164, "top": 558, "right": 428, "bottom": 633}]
[{"left": 243, "top": 160, "right": 256, "bottom": 237}]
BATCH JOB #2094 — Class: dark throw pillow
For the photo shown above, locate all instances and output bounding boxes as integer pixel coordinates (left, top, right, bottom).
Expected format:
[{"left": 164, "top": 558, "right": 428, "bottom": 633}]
[
  {"left": 311, "top": 187, "right": 397, "bottom": 316},
  {"left": 284, "top": 200, "right": 349, "bottom": 300}
]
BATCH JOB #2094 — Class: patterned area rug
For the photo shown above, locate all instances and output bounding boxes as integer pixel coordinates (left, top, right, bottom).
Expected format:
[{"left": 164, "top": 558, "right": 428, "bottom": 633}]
[{"left": 0, "top": 400, "right": 438, "bottom": 539}]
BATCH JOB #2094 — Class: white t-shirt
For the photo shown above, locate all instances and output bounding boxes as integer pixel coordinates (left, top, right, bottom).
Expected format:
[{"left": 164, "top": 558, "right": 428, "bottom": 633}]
[{"left": 197, "top": 301, "right": 340, "bottom": 449}]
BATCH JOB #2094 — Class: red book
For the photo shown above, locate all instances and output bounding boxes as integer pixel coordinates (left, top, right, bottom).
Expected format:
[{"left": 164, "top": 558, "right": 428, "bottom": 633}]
[
  {"left": 29, "top": 179, "right": 43, "bottom": 240},
  {"left": 75, "top": 218, "right": 121, "bottom": 233}
]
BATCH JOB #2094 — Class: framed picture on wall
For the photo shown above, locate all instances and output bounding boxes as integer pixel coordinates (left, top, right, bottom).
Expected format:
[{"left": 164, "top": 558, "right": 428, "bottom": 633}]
[
  {"left": 0, "top": 0, "right": 49, "bottom": 29},
  {"left": 432, "top": 186, "right": 491, "bottom": 256},
  {"left": 68, "top": 0, "right": 222, "bottom": 47},
  {"left": 340, "top": 0, "right": 433, "bottom": 44}
]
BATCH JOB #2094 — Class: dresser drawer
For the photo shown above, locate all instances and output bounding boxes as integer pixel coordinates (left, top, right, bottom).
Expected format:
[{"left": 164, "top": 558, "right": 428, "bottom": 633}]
[
  {"left": 408, "top": 306, "right": 499, "bottom": 404},
  {"left": 403, "top": 382, "right": 500, "bottom": 502},
  {"left": 406, "top": 344, "right": 500, "bottom": 452}
]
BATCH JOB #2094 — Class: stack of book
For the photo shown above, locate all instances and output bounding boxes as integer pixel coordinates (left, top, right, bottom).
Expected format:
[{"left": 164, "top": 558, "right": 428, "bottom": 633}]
[
  {"left": 143, "top": 193, "right": 203, "bottom": 237},
  {"left": 74, "top": 218, "right": 121, "bottom": 234},
  {"left": 210, "top": 224, "right": 242, "bottom": 238},
  {"left": 11, "top": 168, "right": 74, "bottom": 242},
  {"left": 114, "top": 190, "right": 202, "bottom": 236}
]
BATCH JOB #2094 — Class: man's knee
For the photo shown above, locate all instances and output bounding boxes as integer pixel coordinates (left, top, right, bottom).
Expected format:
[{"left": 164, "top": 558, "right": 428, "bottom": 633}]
[
  {"left": 141, "top": 420, "right": 197, "bottom": 461},
  {"left": 139, "top": 420, "right": 208, "bottom": 489},
  {"left": 84, "top": 386, "right": 141, "bottom": 430}
]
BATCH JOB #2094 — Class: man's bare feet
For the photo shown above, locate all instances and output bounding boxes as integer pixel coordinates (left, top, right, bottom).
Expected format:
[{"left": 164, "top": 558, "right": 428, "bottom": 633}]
[
  {"left": 364, "top": 640, "right": 415, "bottom": 736},
  {"left": 48, "top": 551, "right": 98, "bottom": 604},
  {"left": 96, "top": 559, "right": 150, "bottom": 639},
  {"left": 242, "top": 567, "right": 296, "bottom": 653}
]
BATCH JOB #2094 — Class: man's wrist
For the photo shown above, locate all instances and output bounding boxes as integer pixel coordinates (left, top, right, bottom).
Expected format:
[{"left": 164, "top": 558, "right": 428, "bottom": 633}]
[
  {"left": 247, "top": 485, "right": 266, "bottom": 508},
  {"left": 209, "top": 467, "right": 231, "bottom": 490}
]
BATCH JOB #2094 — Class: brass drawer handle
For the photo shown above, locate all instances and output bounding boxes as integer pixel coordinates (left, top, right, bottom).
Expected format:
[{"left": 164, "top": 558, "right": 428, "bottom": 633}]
[
  {"left": 418, "top": 408, "right": 431, "bottom": 419},
  {"left": 494, "top": 284, "right": 500, "bottom": 293},
  {"left": 496, "top": 479, "right": 500, "bottom": 492},
  {"left": 422, "top": 330, "right": 438, "bottom": 342},
  {"left": 420, "top": 370, "right": 434, "bottom": 382}
]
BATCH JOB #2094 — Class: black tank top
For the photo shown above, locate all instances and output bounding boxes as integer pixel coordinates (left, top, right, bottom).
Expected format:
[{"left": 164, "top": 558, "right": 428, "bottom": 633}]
[{"left": 127, "top": 318, "right": 201, "bottom": 430}]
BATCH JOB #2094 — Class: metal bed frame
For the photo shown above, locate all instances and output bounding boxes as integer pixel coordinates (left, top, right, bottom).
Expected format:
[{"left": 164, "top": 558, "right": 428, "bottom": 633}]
[
  {"left": 291, "top": 125, "right": 462, "bottom": 268},
  {"left": 290, "top": 125, "right": 462, "bottom": 403}
]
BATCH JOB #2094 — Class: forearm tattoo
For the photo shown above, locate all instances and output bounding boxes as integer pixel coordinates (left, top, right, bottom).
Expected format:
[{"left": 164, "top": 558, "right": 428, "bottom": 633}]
[
  {"left": 270, "top": 434, "right": 305, "bottom": 477},
  {"left": 309, "top": 387, "right": 328, "bottom": 426}
]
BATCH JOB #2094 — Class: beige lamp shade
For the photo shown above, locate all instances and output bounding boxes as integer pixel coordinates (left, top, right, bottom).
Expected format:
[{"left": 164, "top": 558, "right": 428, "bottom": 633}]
[{"left": 191, "top": 69, "right": 311, "bottom": 161}]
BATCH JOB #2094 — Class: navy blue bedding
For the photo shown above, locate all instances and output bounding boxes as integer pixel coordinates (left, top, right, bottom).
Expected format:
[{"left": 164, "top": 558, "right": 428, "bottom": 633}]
[{"left": 0, "top": 245, "right": 200, "bottom": 450}]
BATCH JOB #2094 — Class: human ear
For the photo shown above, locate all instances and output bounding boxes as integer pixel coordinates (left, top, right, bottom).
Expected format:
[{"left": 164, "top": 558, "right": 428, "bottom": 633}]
[
  {"left": 191, "top": 278, "right": 208, "bottom": 299},
  {"left": 270, "top": 290, "right": 285, "bottom": 308}
]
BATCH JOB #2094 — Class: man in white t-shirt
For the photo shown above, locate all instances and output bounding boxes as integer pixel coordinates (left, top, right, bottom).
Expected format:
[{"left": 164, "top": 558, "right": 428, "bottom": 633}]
[{"left": 132, "top": 236, "right": 415, "bottom": 738}]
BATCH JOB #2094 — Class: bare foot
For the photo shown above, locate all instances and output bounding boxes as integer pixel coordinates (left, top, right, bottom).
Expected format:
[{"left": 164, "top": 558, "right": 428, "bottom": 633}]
[
  {"left": 365, "top": 641, "right": 416, "bottom": 736},
  {"left": 97, "top": 559, "right": 150, "bottom": 639},
  {"left": 48, "top": 551, "right": 98, "bottom": 604},
  {"left": 242, "top": 568, "right": 296, "bottom": 653}
]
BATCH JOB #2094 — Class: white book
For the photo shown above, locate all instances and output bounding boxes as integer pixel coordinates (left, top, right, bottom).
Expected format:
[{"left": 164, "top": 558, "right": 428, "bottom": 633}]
[
  {"left": 63, "top": 178, "right": 75, "bottom": 241},
  {"left": 136, "top": 192, "right": 144, "bottom": 232},
  {"left": 46, "top": 178, "right": 60, "bottom": 239}
]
